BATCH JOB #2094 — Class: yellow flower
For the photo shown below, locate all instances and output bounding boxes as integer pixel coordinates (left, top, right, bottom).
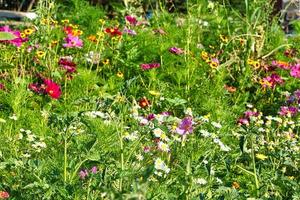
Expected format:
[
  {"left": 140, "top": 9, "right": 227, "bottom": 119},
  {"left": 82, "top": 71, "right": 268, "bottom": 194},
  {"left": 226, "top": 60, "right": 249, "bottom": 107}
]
[
  {"left": 259, "top": 79, "right": 272, "bottom": 88},
  {"left": 210, "top": 61, "right": 218, "bottom": 69},
  {"left": 247, "top": 59, "right": 254, "bottom": 65},
  {"left": 116, "top": 71, "right": 124, "bottom": 78},
  {"left": 36, "top": 50, "right": 46, "bottom": 58},
  {"left": 256, "top": 153, "right": 268, "bottom": 160},
  {"left": 70, "top": 24, "right": 79, "bottom": 29},
  {"left": 41, "top": 18, "right": 49, "bottom": 25},
  {"left": 99, "top": 19, "right": 105, "bottom": 25},
  {"left": 103, "top": 59, "right": 109, "bottom": 65},
  {"left": 149, "top": 90, "right": 160, "bottom": 96},
  {"left": 50, "top": 40, "right": 58, "bottom": 47},
  {"left": 72, "top": 29, "right": 83, "bottom": 36},
  {"left": 20, "top": 33, "right": 26, "bottom": 38},
  {"left": 51, "top": 19, "right": 58, "bottom": 26},
  {"left": 96, "top": 31, "right": 105, "bottom": 38},
  {"left": 24, "top": 28, "right": 34, "bottom": 36},
  {"left": 239, "top": 38, "right": 246, "bottom": 46},
  {"left": 61, "top": 19, "right": 69, "bottom": 24},
  {"left": 252, "top": 61, "right": 260, "bottom": 69},
  {"left": 219, "top": 35, "right": 228, "bottom": 43},
  {"left": 201, "top": 51, "right": 209, "bottom": 60}
]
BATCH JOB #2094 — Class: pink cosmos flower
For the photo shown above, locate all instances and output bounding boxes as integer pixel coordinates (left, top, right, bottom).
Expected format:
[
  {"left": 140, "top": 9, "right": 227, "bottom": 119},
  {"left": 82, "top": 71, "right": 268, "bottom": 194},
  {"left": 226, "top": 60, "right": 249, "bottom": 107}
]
[
  {"left": 290, "top": 64, "right": 300, "bottom": 78},
  {"left": 0, "top": 25, "right": 28, "bottom": 47},
  {"left": 140, "top": 63, "right": 160, "bottom": 70},
  {"left": 169, "top": 47, "right": 184, "bottom": 55},
  {"left": 63, "top": 34, "right": 83, "bottom": 48},
  {"left": 44, "top": 79, "right": 62, "bottom": 99},
  {"left": 125, "top": 15, "right": 137, "bottom": 26}
]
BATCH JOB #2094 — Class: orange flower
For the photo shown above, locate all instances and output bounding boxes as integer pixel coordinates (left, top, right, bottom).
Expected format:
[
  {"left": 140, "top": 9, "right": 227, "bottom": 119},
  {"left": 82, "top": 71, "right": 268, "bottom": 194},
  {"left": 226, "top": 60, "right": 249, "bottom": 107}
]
[
  {"left": 224, "top": 85, "right": 237, "bottom": 93},
  {"left": 232, "top": 181, "right": 240, "bottom": 189},
  {"left": 88, "top": 35, "right": 97, "bottom": 42},
  {"left": 139, "top": 97, "right": 151, "bottom": 109}
]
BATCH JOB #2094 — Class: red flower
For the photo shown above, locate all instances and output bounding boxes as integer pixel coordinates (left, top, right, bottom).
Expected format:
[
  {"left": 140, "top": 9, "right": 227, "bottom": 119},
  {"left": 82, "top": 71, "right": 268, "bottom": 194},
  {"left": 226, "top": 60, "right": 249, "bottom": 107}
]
[
  {"left": 0, "top": 191, "right": 9, "bottom": 199},
  {"left": 105, "top": 28, "right": 122, "bottom": 36},
  {"left": 44, "top": 79, "right": 61, "bottom": 99}
]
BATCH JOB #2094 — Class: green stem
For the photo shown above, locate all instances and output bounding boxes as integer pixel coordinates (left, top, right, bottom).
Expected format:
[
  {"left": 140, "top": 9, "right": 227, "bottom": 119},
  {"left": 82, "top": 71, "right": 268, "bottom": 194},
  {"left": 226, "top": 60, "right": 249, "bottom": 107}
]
[
  {"left": 64, "top": 137, "right": 68, "bottom": 183},
  {"left": 251, "top": 141, "right": 259, "bottom": 196}
]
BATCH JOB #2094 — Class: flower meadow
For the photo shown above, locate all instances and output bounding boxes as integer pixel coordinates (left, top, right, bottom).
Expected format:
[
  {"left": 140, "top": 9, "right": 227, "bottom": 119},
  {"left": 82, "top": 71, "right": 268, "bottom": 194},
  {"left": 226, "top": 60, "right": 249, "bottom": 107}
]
[{"left": 0, "top": 0, "right": 300, "bottom": 199}]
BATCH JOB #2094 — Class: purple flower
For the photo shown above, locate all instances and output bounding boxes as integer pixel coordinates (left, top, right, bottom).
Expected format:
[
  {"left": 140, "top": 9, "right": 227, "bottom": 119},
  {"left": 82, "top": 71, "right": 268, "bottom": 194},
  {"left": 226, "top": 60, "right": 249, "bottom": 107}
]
[
  {"left": 140, "top": 63, "right": 160, "bottom": 70},
  {"left": 176, "top": 117, "right": 193, "bottom": 135},
  {"left": 63, "top": 34, "right": 83, "bottom": 48},
  {"left": 294, "top": 90, "right": 300, "bottom": 98},
  {"left": 79, "top": 169, "right": 88, "bottom": 180},
  {"left": 147, "top": 113, "right": 156, "bottom": 121},
  {"left": 279, "top": 106, "right": 298, "bottom": 116},
  {"left": 123, "top": 28, "right": 137, "bottom": 36},
  {"left": 290, "top": 64, "right": 300, "bottom": 78},
  {"left": 90, "top": 166, "right": 97, "bottom": 174},
  {"left": 169, "top": 47, "right": 184, "bottom": 55}
]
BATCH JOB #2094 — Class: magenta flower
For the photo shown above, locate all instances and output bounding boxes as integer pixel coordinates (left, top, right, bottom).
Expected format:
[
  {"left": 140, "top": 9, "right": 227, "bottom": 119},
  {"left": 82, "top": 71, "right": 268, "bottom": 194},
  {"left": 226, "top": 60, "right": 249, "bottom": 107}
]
[
  {"left": 279, "top": 106, "right": 298, "bottom": 116},
  {"left": 0, "top": 25, "right": 28, "bottom": 47},
  {"left": 147, "top": 113, "right": 156, "bottom": 121},
  {"left": 169, "top": 47, "right": 184, "bottom": 55},
  {"left": 271, "top": 60, "right": 290, "bottom": 70},
  {"left": 59, "top": 58, "right": 77, "bottom": 73},
  {"left": 79, "top": 169, "right": 89, "bottom": 180},
  {"left": 261, "top": 73, "right": 284, "bottom": 89},
  {"left": 125, "top": 15, "right": 137, "bottom": 26},
  {"left": 140, "top": 63, "right": 160, "bottom": 70},
  {"left": 63, "top": 34, "right": 83, "bottom": 48},
  {"left": 0, "top": 83, "right": 5, "bottom": 90},
  {"left": 176, "top": 117, "right": 193, "bottom": 135},
  {"left": 290, "top": 64, "right": 300, "bottom": 78},
  {"left": 244, "top": 110, "right": 259, "bottom": 118},
  {"left": 90, "top": 166, "right": 97, "bottom": 174},
  {"left": 237, "top": 118, "right": 249, "bottom": 126}
]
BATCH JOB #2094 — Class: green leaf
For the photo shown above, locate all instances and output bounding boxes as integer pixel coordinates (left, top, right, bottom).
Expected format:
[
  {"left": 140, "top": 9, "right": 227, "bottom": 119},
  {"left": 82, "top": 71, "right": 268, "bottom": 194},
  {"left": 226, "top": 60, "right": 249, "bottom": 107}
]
[{"left": 0, "top": 32, "right": 17, "bottom": 41}]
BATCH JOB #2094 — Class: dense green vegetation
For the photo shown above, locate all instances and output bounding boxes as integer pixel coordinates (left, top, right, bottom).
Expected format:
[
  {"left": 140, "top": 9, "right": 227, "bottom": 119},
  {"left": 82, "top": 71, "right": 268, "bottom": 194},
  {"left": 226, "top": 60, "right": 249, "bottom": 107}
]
[{"left": 0, "top": 0, "right": 299, "bottom": 199}]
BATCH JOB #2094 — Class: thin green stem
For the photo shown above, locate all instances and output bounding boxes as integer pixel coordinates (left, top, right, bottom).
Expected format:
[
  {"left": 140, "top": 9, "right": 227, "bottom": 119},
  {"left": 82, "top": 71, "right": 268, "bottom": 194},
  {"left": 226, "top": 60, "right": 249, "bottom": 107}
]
[{"left": 64, "top": 137, "right": 68, "bottom": 183}]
